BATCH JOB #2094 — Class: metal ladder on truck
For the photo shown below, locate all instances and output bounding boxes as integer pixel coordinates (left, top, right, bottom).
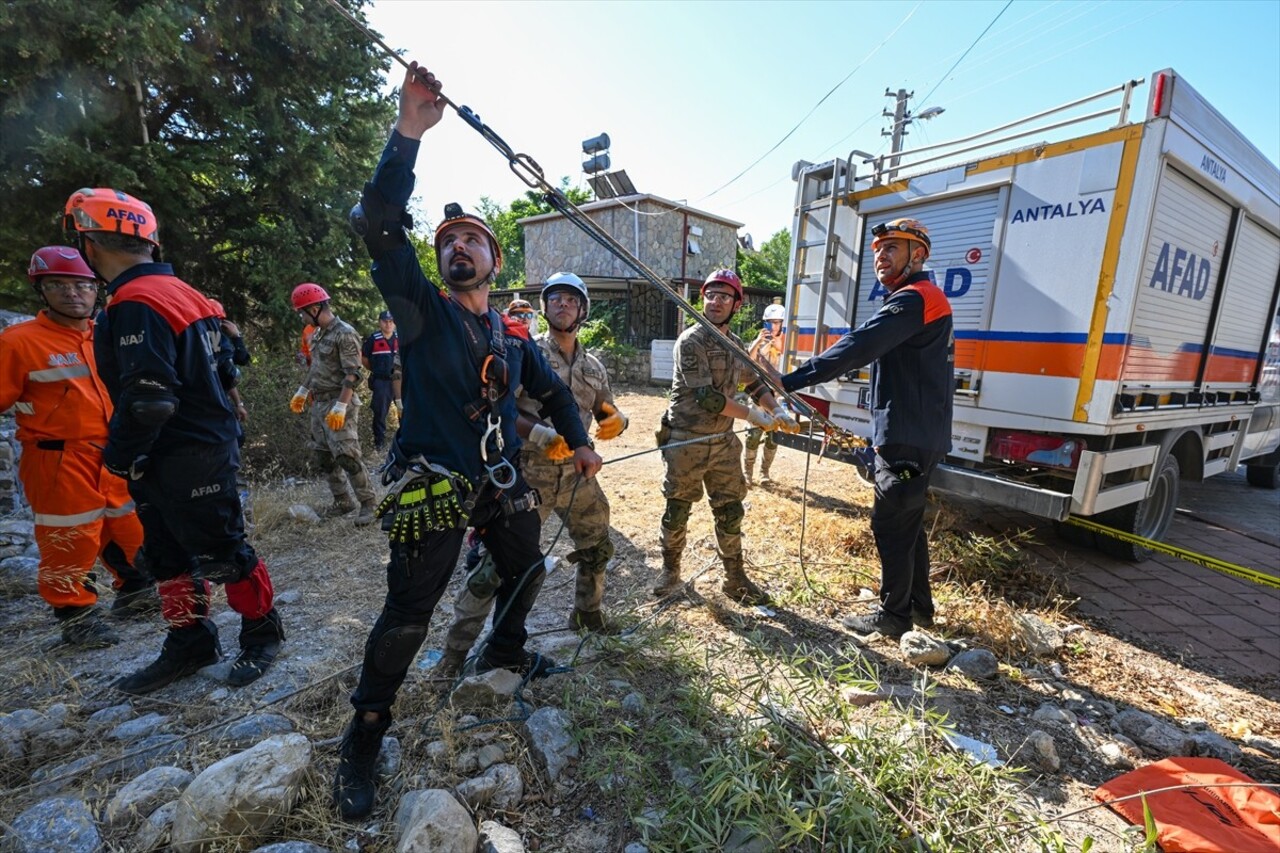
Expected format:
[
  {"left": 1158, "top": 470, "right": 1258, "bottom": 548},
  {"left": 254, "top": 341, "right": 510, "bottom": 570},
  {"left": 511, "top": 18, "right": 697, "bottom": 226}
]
[{"left": 781, "top": 158, "right": 855, "bottom": 371}]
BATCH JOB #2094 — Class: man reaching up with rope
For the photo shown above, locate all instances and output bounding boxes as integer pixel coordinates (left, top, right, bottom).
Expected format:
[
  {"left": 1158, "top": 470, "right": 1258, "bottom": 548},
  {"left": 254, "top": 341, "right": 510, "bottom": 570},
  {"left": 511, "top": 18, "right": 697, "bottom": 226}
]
[
  {"left": 653, "top": 269, "right": 798, "bottom": 605},
  {"left": 335, "top": 61, "right": 602, "bottom": 821}
]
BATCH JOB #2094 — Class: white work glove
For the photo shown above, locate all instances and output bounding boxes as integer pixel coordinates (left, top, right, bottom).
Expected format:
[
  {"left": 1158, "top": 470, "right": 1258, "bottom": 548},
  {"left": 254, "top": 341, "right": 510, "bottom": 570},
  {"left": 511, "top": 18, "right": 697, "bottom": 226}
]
[
  {"left": 325, "top": 400, "right": 348, "bottom": 431},
  {"left": 772, "top": 406, "right": 801, "bottom": 434},
  {"left": 289, "top": 385, "right": 311, "bottom": 414},
  {"left": 746, "top": 406, "right": 776, "bottom": 431},
  {"left": 527, "top": 422, "right": 558, "bottom": 449}
]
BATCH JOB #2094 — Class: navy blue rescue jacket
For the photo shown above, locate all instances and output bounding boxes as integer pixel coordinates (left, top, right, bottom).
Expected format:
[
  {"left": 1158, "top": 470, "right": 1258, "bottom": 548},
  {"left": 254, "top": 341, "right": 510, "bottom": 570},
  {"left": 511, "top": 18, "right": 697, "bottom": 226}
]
[
  {"left": 364, "top": 131, "right": 589, "bottom": 486},
  {"left": 782, "top": 271, "right": 954, "bottom": 453},
  {"left": 95, "top": 263, "right": 239, "bottom": 465}
]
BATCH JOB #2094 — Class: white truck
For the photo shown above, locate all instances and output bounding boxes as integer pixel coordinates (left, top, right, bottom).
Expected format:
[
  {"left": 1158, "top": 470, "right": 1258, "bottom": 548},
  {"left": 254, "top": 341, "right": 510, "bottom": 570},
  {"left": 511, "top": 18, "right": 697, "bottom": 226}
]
[{"left": 780, "top": 68, "right": 1280, "bottom": 560}]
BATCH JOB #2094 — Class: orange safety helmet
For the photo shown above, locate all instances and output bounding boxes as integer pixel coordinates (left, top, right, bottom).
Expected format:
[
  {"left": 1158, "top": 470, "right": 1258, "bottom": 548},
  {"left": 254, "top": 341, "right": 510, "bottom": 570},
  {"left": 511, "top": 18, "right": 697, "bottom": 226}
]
[
  {"left": 434, "top": 203, "right": 503, "bottom": 275},
  {"left": 701, "top": 268, "right": 743, "bottom": 303},
  {"left": 27, "top": 246, "right": 96, "bottom": 283},
  {"left": 291, "top": 282, "right": 331, "bottom": 311},
  {"left": 63, "top": 187, "right": 160, "bottom": 246},
  {"left": 871, "top": 217, "right": 930, "bottom": 258}
]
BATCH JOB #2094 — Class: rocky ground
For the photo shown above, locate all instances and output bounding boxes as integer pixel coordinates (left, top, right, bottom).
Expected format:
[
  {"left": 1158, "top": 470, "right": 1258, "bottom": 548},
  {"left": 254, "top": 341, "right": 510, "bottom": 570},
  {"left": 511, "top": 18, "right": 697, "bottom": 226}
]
[{"left": 1, "top": 386, "right": 1277, "bottom": 852}]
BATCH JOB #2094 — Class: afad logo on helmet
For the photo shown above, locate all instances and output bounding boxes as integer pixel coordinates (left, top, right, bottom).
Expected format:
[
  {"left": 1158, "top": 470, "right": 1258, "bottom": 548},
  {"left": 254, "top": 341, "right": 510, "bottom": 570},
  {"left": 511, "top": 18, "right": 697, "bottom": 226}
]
[{"left": 105, "top": 207, "right": 150, "bottom": 227}]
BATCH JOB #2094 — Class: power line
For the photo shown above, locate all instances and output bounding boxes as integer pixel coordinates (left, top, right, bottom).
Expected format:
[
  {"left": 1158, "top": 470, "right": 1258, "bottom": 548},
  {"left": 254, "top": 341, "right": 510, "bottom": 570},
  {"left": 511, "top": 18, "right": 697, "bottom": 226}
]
[
  {"left": 914, "top": 0, "right": 1014, "bottom": 110},
  {"left": 697, "top": 1, "right": 922, "bottom": 203}
]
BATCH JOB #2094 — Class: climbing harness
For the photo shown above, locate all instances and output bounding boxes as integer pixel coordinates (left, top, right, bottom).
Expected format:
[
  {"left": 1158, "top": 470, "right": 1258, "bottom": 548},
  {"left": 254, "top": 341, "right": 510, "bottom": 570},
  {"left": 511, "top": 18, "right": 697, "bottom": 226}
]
[
  {"left": 321, "top": 0, "right": 862, "bottom": 449},
  {"left": 453, "top": 304, "right": 518, "bottom": 491}
]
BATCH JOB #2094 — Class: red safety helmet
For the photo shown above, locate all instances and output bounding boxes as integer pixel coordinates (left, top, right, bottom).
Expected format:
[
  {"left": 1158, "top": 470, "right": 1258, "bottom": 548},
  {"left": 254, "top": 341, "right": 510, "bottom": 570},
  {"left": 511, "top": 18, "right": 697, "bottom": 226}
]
[
  {"left": 291, "top": 282, "right": 330, "bottom": 311},
  {"left": 701, "top": 268, "right": 743, "bottom": 303},
  {"left": 434, "top": 204, "right": 504, "bottom": 275},
  {"left": 63, "top": 187, "right": 160, "bottom": 246},
  {"left": 27, "top": 246, "right": 96, "bottom": 284}
]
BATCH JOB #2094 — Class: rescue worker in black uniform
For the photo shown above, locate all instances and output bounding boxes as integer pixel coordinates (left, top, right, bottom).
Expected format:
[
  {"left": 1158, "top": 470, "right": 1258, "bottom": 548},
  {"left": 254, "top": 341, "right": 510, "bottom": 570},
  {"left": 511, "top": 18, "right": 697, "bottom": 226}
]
[
  {"left": 769, "top": 218, "right": 954, "bottom": 639},
  {"left": 333, "top": 61, "right": 603, "bottom": 820},
  {"left": 64, "top": 187, "right": 285, "bottom": 694}
]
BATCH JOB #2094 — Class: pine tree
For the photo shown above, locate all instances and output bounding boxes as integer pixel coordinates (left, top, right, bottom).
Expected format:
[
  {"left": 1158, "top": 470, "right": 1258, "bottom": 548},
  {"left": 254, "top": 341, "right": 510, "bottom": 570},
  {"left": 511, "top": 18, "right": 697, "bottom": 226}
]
[{"left": 0, "top": 0, "right": 393, "bottom": 337}]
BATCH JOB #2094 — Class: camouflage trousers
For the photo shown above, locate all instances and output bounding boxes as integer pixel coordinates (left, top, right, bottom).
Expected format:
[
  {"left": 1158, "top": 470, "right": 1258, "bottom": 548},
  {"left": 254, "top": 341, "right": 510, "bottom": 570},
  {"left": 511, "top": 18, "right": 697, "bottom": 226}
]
[
  {"left": 443, "top": 456, "right": 612, "bottom": 655},
  {"left": 743, "top": 427, "right": 777, "bottom": 477},
  {"left": 661, "top": 428, "right": 747, "bottom": 563},
  {"left": 307, "top": 395, "right": 375, "bottom": 505}
]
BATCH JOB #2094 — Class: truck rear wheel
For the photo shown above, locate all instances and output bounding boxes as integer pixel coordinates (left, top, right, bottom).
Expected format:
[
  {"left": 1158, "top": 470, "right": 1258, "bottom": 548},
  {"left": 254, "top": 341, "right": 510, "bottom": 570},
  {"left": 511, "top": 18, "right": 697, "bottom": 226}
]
[
  {"left": 1095, "top": 453, "right": 1181, "bottom": 561},
  {"left": 1245, "top": 459, "right": 1279, "bottom": 489}
]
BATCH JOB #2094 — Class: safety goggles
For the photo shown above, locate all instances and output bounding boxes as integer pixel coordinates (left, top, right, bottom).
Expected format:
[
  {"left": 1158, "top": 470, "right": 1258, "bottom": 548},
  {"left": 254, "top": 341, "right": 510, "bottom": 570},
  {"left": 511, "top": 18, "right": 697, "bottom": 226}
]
[
  {"left": 41, "top": 281, "right": 98, "bottom": 294},
  {"left": 510, "top": 311, "right": 535, "bottom": 320}
]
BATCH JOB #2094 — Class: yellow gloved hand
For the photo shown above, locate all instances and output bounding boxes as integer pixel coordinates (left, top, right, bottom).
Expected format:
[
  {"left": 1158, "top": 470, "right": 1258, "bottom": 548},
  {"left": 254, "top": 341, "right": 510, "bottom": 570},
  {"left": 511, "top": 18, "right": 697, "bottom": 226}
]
[
  {"left": 595, "top": 401, "right": 629, "bottom": 441},
  {"left": 772, "top": 406, "right": 801, "bottom": 434},
  {"left": 289, "top": 385, "right": 311, "bottom": 414},
  {"left": 386, "top": 400, "right": 401, "bottom": 430},
  {"left": 325, "top": 401, "right": 348, "bottom": 431},
  {"left": 545, "top": 436, "right": 574, "bottom": 462}
]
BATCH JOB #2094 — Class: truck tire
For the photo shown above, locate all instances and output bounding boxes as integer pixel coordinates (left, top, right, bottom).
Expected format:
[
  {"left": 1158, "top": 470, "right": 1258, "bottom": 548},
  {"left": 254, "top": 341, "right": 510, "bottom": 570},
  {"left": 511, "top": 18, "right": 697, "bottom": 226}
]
[
  {"left": 1052, "top": 518, "right": 1096, "bottom": 549},
  {"left": 1245, "top": 459, "right": 1279, "bottom": 489},
  {"left": 1095, "top": 453, "right": 1180, "bottom": 562}
]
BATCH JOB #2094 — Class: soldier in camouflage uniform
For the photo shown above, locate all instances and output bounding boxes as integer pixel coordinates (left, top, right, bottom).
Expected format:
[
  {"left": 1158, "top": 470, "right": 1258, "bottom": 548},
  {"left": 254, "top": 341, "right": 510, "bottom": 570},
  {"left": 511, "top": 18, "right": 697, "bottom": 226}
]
[
  {"left": 288, "top": 283, "right": 378, "bottom": 526},
  {"left": 437, "top": 273, "right": 628, "bottom": 675},
  {"left": 654, "top": 269, "right": 798, "bottom": 604}
]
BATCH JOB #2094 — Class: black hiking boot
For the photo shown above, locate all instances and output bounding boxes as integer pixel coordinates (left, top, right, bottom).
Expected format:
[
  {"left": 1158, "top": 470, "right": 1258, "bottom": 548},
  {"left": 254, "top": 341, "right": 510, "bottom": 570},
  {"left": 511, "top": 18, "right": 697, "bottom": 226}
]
[
  {"left": 59, "top": 607, "right": 120, "bottom": 648},
  {"left": 115, "top": 623, "right": 221, "bottom": 694},
  {"left": 333, "top": 711, "right": 391, "bottom": 820},
  {"left": 110, "top": 582, "right": 160, "bottom": 619},
  {"left": 229, "top": 609, "right": 284, "bottom": 687},
  {"left": 911, "top": 607, "right": 936, "bottom": 630},
  {"left": 841, "top": 609, "right": 911, "bottom": 639}
]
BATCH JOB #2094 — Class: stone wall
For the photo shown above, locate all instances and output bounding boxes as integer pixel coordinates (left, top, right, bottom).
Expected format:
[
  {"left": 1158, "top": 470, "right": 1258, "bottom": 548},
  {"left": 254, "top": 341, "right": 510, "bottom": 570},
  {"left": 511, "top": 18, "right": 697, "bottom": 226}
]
[
  {"left": 524, "top": 198, "right": 738, "bottom": 285},
  {"left": 598, "top": 347, "right": 665, "bottom": 388}
]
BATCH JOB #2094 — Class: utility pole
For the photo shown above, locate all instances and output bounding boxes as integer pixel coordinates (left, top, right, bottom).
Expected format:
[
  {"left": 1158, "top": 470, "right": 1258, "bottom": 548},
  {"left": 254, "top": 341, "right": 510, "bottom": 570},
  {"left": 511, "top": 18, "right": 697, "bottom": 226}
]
[{"left": 882, "top": 88, "right": 912, "bottom": 181}]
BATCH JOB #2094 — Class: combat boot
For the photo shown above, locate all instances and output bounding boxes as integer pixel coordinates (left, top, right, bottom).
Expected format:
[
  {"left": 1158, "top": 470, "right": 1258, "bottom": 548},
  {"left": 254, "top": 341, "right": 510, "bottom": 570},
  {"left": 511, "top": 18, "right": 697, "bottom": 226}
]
[
  {"left": 652, "top": 553, "right": 683, "bottom": 598},
  {"left": 431, "top": 648, "right": 469, "bottom": 680},
  {"left": 59, "top": 607, "right": 120, "bottom": 648},
  {"left": 333, "top": 710, "right": 391, "bottom": 820},
  {"left": 722, "top": 557, "right": 771, "bottom": 606},
  {"left": 229, "top": 608, "right": 284, "bottom": 687},
  {"left": 353, "top": 500, "right": 378, "bottom": 527},
  {"left": 569, "top": 608, "right": 610, "bottom": 633},
  {"left": 323, "top": 498, "right": 358, "bottom": 518},
  {"left": 115, "top": 623, "right": 221, "bottom": 694}
]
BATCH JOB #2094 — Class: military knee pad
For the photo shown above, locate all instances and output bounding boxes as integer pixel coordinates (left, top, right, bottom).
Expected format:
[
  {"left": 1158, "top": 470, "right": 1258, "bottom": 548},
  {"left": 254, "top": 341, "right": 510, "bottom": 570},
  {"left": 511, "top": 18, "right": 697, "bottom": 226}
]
[
  {"left": 368, "top": 623, "right": 428, "bottom": 676},
  {"left": 465, "top": 553, "right": 502, "bottom": 598},
  {"left": 336, "top": 453, "right": 365, "bottom": 475},
  {"left": 661, "top": 499, "right": 692, "bottom": 531},
  {"left": 568, "top": 537, "right": 614, "bottom": 574},
  {"left": 712, "top": 500, "right": 745, "bottom": 535}
]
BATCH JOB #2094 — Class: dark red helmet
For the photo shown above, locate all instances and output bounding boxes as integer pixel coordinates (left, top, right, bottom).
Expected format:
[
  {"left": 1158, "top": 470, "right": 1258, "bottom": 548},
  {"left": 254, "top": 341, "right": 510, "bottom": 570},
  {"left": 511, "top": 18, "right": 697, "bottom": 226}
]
[
  {"left": 291, "top": 282, "right": 330, "bottom": 311},
  {"left": 701, "top": 268, "right": 743, "bottom": 302},
  {"left": 27, "top": 246, "right": 96, "bottom": 283}
]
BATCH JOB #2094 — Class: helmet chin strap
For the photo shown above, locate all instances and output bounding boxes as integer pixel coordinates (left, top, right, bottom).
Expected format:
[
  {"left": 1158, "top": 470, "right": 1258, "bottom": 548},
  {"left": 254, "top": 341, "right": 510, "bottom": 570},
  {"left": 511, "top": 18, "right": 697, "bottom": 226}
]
[{"left": 882, "top": 250, "right": 923, "bottom": 290}]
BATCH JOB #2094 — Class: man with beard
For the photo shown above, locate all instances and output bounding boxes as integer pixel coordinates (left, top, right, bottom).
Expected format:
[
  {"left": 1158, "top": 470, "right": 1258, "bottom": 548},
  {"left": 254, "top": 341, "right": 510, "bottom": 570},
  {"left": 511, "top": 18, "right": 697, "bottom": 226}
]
[
  {"left": 766, "top": 218, "right": 953, "bottom": 639},
  {"left": 652, "top": 269, "right": 798, "bottom": 604},
  {"left": 334, "top": 61, "right": 603, "bottom": 820},
  {"left": 436, "top": 272, "right": 628, "bottom": 677}
]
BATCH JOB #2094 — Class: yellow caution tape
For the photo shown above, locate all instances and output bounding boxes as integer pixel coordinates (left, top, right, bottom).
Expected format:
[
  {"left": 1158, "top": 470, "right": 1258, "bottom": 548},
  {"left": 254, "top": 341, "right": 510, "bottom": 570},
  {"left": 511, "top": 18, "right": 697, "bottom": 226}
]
[{"left": 1065, "top": 517, "right": 1280, "bottom": 590}]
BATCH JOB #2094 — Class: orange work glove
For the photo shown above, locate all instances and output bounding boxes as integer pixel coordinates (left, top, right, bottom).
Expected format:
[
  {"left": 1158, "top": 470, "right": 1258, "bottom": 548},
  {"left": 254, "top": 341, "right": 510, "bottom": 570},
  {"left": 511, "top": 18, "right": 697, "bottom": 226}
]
[
  {"left": 289, "top": 385, "right": 311, "bottom": 414},
  {"left": 325, "top": 401, "right": 348, "bottom": 431},
  {"left": 545, "top": 436, "right": 574, "bottom": 462},
  {"left": 595, "top": 401, "right": 629, "bottom": 440}
]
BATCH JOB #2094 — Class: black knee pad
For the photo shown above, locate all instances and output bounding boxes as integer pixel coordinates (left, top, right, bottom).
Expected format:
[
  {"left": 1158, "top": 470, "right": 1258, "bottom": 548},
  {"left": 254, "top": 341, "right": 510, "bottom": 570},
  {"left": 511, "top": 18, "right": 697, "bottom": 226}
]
[
  {"left": 712, "top": 500, "right": 745, "bottom": 535},
  {"left": 369, "top": 623, "right": 428, "bottom": 676},
  {"left": 661, "top": 499, "right": 692, "bottom": 531},
  {"left": 568, "top": 537, "right": 614, "bottom": 574},
  {"left": 336, "top": 454, "right": 364, "bottom": 475}
]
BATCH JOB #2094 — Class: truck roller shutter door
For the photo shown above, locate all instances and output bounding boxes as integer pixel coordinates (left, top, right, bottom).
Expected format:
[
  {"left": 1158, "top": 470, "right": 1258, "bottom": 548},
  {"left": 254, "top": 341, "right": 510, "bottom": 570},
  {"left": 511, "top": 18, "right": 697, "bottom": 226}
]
[
  {"left": 1205, "top": 217, "right": 1280, "bottom": 385},
  {"left": 1124, "top": 167, "right": 1232, "bottom": 387}
]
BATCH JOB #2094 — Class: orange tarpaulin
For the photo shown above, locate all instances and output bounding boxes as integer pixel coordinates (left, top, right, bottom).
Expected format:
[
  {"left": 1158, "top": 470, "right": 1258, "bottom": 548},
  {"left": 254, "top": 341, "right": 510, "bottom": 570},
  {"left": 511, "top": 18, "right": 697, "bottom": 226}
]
[{"left": 1094, "top": 757, "right": 1280, "bottom": 853}]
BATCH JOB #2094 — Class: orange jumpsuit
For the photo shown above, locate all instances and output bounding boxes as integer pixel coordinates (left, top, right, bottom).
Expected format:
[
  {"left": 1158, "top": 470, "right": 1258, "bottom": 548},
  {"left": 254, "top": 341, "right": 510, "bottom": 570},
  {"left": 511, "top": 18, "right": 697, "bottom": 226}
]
[{"left": 0, "top": 311, "right": 145, "bottom": 610}]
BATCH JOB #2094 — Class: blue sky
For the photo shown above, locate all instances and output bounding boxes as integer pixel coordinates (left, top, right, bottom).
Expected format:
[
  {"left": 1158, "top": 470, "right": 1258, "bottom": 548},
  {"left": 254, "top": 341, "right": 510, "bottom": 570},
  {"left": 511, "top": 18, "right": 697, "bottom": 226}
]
[{"left": 363, "top": 0, "right": 1280, "bottom": 243}]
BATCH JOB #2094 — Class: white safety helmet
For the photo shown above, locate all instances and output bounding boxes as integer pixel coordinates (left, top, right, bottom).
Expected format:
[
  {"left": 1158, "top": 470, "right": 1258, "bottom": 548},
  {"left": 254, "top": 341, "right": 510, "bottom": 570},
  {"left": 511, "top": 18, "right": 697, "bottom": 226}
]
[
  {"left": 763, "top": 303, "right": 786, "bottom": 322},
  {"left": 541, "top": 272, "right": 590, "bottom": 328}
]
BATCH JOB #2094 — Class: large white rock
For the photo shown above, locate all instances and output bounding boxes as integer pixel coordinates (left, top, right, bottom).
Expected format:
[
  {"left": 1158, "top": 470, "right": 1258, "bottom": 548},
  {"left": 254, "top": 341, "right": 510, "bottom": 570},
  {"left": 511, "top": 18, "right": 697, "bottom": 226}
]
[
  {"left": 169, "top": 733, "right": 312, "bottom": 852},
  {"left": 395, "top": 789, "right": 477, "bottom": 853},
  {"left": 106, "top": 765, "right": 194, "bottom": 825}
]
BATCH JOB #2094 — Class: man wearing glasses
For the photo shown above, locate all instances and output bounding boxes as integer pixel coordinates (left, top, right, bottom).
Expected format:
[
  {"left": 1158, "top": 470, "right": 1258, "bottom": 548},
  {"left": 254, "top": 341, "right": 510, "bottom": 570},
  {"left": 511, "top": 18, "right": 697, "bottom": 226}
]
[
  {"left": 0, "top": 247, "right": 155, "bottom": 647},
  {"left": 504, "top": 298, "right": 536, "bottom": 331},
  {"left": 652, "top": 269, "right": 797, "bottom": 604}
]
